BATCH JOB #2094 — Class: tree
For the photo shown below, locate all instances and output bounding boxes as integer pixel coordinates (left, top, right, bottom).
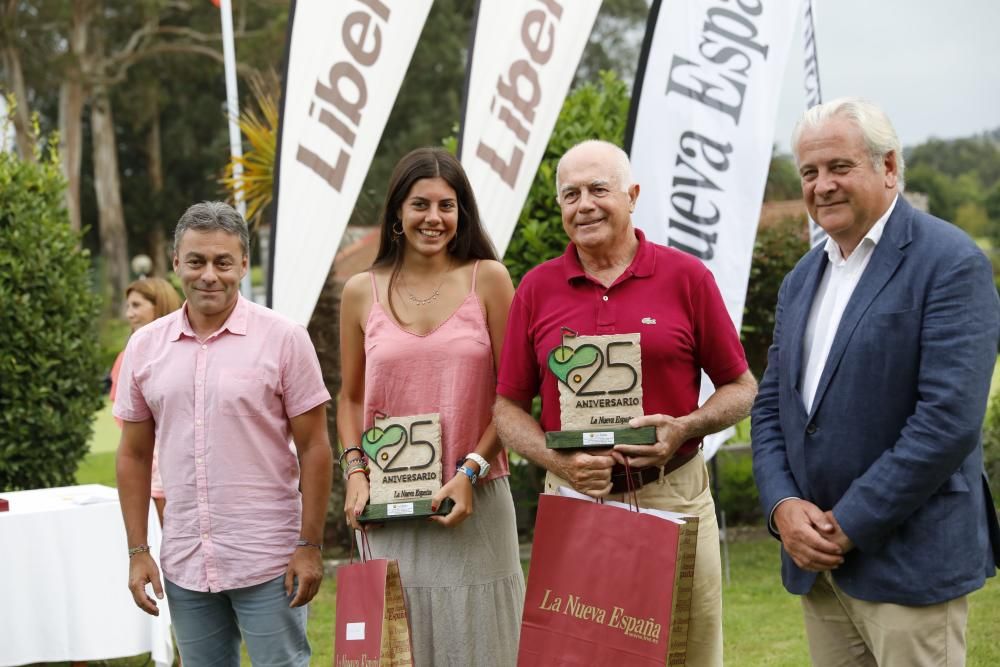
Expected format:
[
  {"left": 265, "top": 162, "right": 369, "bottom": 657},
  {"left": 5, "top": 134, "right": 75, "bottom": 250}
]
[
  {"left": 0, "top": 133, "right": 104, "bottom": 490},
  {"left": 0, "top": 0, "right": 48, "bottom": 160},
  {"left": 905, "top": 163, "right": 959, "bottom": 222},
  {"left": 220, "top": 69, "right": 279, "bottom": 232},
  {"left": 764, "top": 149, "right": 801, "bottom": 202},
  {"left": 906, "top": 135, "right": 1000, "bottom": 188},
  {"left": 572, "top": 0, "right": 649, "bottom": 88},
  {"left": 954, "top": 202, "right": 989, "bottom": 239},
  {"left": 986, "top": 182, "right": 1000, "bottom": 229},
  {"left": 107, "top": 2, "right": 286, "bottom": 275},
  {"left": 905, "top": 132, "right": 1000, "bottom": 232},
  {"left": 741, "top": 215, "right": 809, "bottom": 377},
  {"left": 2, "top": 0, "right": 287, "bottom": 311}
]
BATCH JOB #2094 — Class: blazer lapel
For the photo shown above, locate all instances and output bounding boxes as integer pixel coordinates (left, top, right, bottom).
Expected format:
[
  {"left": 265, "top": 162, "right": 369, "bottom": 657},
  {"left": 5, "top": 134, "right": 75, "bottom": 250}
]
[
  {"left": 808, "top": 200, "right": 913, "bottom": 418},
  {"left": 787, "top": 248, "right": 828, "bottom": 404}
]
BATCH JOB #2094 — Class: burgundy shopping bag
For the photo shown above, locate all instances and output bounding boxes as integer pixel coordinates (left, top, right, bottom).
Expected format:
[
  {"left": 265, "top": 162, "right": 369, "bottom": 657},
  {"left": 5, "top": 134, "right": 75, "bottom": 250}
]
[
  {"left": 334, "top": 533, "right": 413, "bottom": 666},
  {"left": 518, "top": 493, "right": 699, "bottom": 666}
]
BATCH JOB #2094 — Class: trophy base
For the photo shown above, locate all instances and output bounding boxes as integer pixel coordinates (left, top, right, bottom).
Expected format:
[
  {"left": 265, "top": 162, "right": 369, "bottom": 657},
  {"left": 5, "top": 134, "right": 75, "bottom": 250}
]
[
  {"left": 545, "top": 425, "right": 656, "bottom": 449},
  {"left": 358, "top": 498, "right": 455, "bottom": 523}
]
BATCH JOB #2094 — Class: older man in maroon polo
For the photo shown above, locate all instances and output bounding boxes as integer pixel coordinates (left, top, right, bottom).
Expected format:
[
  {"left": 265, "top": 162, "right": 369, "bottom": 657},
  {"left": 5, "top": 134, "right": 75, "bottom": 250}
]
[
  {"left": 495, "top": 140, "right": 757, "bottom": 666},
  {"left": 115, "top": 201, "right": 332, "bottom": 665}
]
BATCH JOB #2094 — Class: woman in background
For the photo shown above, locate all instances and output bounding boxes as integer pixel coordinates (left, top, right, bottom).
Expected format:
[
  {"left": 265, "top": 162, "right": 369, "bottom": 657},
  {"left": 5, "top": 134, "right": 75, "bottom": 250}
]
[
  {"left": 110, "top": 277, "right": 181, "bottom": 523},
  {"left": 338, "top": 147, "right": 525, "bottom": 665}
]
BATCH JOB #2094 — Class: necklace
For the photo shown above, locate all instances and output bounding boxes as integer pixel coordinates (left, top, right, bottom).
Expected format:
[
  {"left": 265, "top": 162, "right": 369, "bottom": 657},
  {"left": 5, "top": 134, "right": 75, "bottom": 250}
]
[{"left": 399, "top": 268, "right": 447, "bottom": 307}]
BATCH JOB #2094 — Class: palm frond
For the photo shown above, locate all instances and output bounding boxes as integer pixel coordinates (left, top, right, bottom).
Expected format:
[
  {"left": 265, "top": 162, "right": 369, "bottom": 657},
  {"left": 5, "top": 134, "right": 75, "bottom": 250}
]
[{"left": 220, "top": 70, "right": 280, "bottom": 232}]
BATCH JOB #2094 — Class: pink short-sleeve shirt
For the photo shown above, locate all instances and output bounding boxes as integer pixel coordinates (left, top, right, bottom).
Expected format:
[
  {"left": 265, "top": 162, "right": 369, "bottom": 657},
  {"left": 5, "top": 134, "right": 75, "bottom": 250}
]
[{"left": 114, "top": 296, "right": 331, "bottom": 592}]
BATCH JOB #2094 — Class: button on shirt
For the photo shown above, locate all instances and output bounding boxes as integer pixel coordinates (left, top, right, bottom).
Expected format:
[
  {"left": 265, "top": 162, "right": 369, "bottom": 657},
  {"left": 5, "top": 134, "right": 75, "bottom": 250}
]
[
  {"left": 114, "top": 296, "right": 331, "bottom": 592},
  {"left": 801, "top": 195, "right": 897, "bottom": 412}
]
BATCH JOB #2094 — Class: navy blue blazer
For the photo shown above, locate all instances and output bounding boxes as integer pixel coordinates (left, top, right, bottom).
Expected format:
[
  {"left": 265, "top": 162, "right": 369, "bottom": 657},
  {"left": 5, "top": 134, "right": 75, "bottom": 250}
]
[{"left": 751, "top": 197, "right": 1000, "bottom": 605}]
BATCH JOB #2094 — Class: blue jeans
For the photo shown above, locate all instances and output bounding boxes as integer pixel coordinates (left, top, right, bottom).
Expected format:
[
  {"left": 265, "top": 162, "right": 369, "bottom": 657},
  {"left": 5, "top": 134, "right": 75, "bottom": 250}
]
[{"left": 165, "top": 574, "right": 310, "bottom": 666}]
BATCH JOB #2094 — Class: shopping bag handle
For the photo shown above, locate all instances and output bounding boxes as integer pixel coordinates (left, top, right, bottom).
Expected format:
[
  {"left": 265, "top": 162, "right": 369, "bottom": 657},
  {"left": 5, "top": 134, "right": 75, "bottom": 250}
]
[
  {"left": 622, "top": 458, "right": 640, "bottom": 512},
  {"left": 350, "top": 526, "right": 374, "bottom": 563}
]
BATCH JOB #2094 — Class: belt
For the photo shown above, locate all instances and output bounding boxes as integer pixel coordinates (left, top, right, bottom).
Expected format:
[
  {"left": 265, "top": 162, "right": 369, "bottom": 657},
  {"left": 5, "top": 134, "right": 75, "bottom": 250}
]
[{"left": 608, "top": 450, "right": 698, "bottom": 495}]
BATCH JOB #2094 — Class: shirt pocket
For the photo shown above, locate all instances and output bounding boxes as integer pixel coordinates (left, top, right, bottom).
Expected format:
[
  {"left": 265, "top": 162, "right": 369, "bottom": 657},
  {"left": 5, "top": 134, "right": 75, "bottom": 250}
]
[{"left": 219, "top": 369, "right": 268, "bottom": 417}]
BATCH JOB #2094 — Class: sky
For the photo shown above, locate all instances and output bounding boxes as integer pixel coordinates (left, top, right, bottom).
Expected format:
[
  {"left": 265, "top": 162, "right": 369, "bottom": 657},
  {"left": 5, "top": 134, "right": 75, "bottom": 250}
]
[{"left": 773, "top": 0, "right": 1000, "bottom": 153}]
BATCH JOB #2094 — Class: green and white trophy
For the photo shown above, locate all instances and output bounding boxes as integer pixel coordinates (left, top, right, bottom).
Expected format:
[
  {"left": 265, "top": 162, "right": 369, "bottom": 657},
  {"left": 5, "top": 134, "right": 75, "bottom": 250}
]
[
  {"left": 358, "top": 412, "right": 454, "bottom": 522},
  {"left": 545, "top": 328, "right": 655, "bottom": 449}
]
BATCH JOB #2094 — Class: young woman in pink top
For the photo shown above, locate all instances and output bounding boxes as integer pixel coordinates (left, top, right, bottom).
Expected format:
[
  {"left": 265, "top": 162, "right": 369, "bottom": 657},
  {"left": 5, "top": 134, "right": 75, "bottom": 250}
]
[
  {"left": 109, "top": 277, "right": 181, "bottom": 523},
  {"left": 338, "top": 147, "right": 525, "bottom": 665}
]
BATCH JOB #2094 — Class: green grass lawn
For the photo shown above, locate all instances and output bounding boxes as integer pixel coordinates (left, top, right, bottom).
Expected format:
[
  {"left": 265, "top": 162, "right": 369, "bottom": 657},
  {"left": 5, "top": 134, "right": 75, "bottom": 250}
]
[
  {"left": 722, "top": 539, "right": 1000, "bottom": 666},
  {"left": 74, "top": 399, "right": 120, "bottom": 488},
  {"left": 91, "top": 397, "right": 121, "bottom": 454}
]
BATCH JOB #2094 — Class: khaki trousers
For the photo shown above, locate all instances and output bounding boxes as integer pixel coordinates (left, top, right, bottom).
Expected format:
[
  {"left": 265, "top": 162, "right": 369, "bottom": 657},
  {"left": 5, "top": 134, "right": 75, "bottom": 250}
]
[
  {"left": 545, "top": 452, "right": 723, "bottom": 667},
  {"left": 802, "top": 570, "right": 968, "bottom": 667}
]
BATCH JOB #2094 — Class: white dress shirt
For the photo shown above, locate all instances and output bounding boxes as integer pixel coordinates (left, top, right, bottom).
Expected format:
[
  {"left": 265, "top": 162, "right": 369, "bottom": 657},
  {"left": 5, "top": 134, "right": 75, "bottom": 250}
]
[{"left": 801, "top": 195, "right": 898, "bottom": 413}]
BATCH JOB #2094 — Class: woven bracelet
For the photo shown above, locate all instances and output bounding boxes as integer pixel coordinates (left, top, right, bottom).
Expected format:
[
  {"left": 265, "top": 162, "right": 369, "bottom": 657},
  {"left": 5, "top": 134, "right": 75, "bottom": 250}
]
[
  {"left": 347, "top": 466, "right": 370, "bottom": 480},
  {"left": 128, "top": 544, "right": 151, "bottom": 558},
  {"left": 296, "top": 539, "right": 322, "bottom": 550},
  {"left": 344, "top": 459, "right": 370, "bottom": 481}
]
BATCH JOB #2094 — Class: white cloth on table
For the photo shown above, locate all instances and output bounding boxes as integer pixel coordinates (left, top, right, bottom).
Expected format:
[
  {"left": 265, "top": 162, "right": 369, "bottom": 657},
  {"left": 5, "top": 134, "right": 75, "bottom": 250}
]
[{"left": 0, "top": 484, "right": 173, "bottom": 667}]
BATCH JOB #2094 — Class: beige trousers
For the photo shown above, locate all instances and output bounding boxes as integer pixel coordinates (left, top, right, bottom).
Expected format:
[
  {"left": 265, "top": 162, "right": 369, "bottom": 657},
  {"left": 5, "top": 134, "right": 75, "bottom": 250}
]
[
  {"left": 545, "top": 452, "right": 723, "bottom": 667},
  {"left": 802, "top": 570, "right": 968, "bottom": 667}
]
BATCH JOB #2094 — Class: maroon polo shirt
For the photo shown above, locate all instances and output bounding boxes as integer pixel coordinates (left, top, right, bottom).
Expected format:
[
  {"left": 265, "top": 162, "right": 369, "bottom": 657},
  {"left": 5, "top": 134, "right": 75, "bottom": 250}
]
[{"left": 497, "top": 229, "right": 748, "bottom": 456}]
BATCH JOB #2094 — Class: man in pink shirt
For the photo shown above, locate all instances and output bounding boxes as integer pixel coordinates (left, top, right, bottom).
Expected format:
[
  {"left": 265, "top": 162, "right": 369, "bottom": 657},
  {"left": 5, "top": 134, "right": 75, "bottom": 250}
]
[{"left": 115, "top": 201, "right": 332, "bottom": 665}]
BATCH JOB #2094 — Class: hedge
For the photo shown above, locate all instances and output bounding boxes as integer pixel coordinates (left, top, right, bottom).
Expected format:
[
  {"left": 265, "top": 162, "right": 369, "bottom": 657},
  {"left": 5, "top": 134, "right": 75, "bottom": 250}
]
[{"left": 0, "top": 140, "right": 104, "bottom": 490}]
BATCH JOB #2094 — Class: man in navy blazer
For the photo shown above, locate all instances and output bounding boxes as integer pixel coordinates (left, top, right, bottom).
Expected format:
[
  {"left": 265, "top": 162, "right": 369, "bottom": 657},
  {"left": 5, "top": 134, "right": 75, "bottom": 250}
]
[{"left": 751, "top": 97, "right": 1000, "bottom": 665}]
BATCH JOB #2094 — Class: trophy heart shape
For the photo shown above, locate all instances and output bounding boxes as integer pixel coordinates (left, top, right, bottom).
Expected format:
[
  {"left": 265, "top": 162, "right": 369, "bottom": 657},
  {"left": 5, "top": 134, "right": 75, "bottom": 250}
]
[
  {"left": 547, "top": 343, "right": 601, "bottom": 389},
  {"left": 361, "top": 423, "right": 407, "bottom": 468}
]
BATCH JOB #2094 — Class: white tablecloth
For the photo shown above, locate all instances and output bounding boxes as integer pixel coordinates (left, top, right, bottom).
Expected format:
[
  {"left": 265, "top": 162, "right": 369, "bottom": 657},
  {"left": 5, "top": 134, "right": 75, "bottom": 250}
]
[{"left": 0, "top": 484, "right": 174, "bottom": 667}]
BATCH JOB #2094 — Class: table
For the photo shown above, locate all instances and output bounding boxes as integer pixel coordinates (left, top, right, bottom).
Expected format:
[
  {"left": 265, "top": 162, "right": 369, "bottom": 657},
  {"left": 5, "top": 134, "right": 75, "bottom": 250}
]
[{"left": 0, "top": 484, "right": 174, "bottom": 667}]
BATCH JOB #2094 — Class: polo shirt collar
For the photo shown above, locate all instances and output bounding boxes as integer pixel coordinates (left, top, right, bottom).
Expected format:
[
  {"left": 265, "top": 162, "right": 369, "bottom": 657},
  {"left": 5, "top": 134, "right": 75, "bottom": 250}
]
[
  {"left": 169, "top": 294, "right": 249, "bottom": 341},
  {"left": 562, "top": 227, "right": 655, "bottom": 283}
]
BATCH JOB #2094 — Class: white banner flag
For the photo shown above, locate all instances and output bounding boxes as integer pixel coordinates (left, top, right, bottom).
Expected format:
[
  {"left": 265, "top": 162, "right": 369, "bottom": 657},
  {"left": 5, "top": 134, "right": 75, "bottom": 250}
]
[
  {"left": 459, "top": 0, "right": 602, "bottom": 257},
  {"left": 626, "top": 0, "right": 801, "bottom": 455},
  {"left": 802, "top": 0, "right": 827, "bottom": 247},
  {"left": 270, "top": 0, "right": 433, "bottom": 325}
]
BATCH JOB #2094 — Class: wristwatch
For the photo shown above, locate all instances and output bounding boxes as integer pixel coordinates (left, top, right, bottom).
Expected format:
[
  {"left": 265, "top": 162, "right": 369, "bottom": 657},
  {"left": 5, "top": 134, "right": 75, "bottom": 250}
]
[
  {"left": 464, "top": 452, "right": 491, "bottom": 479},
  {"left": 457, "top": 465, "right": 478, "bottom": 486}
]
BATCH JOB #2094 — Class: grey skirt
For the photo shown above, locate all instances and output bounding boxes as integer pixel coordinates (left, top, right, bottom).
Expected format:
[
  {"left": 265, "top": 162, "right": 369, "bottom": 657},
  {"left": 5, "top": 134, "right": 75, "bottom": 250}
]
[{"left": 363, "top": 476, "right": 525, "bottom": 667}]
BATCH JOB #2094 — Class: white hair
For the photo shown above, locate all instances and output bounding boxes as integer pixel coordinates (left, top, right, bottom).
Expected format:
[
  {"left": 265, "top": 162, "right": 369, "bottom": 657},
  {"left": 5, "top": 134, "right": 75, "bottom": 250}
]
[
  {"left": 555, "top": 139, "right": 634, "bottom": 197},
  {"left": 792, "top": 97, "right": 905, "bottom": 191}
]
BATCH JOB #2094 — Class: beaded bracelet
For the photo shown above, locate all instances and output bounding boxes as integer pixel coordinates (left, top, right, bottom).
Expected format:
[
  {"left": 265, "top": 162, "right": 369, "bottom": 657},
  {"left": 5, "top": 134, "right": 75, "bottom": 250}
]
[
  {"left": 345, "top": 457, "right": 368, "bottom": 471},
  {"left": 128, "top": 544, "right": 151, "bottom": 558},
  {"left": 338, "top": 446, "right": 365, "bottom": 469}
]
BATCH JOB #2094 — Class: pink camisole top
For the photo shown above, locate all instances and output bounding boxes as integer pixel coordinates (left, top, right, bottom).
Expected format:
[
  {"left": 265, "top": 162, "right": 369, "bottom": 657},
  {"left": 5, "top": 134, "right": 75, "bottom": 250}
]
[{"left": 362, "top": 261, "right": 510, "bottom": 483}]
